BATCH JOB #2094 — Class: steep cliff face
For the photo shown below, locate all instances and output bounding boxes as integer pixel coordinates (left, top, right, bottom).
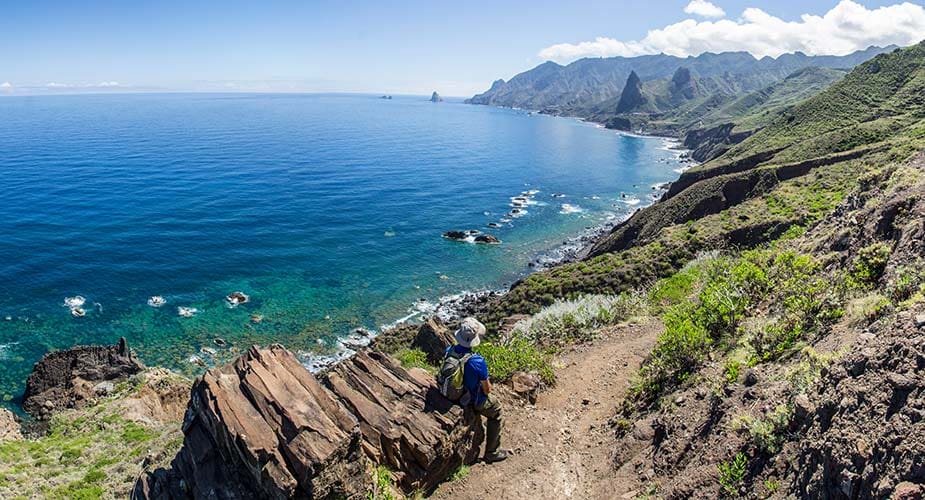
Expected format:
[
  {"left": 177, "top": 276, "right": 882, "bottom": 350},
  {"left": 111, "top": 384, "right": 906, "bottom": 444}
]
[{"left": 615, "top": 71, "right": 646, "bottom": 114}]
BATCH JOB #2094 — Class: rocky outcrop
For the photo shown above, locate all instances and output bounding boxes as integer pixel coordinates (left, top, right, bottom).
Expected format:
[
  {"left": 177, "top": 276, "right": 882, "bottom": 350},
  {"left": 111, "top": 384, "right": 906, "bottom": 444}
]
[
  {"left": 615, "top": 71, "right": 646, "bottom": 114},
  {"left": 324, "top": 351, "right": 482, "bottom": 492},
  {"left": 411, "top": 317, "right": 456, "bottom": 364},
  {"left": 23, "top": 337, "right": 145, "bottom": 419},
  {"left": 430, "top": 91, "right": 443, "bottom": 103},
  {"left": 669, "top": 67, "right": 697, "bottom": 101},
  {"left": 474, "top": 234, "right": 500, "bottom": 244},
  {"left": 788, "top": 308, "right": 925, "bottom": 498},
  {"left": 0, "top": 409, "right": 21, "bottom": 441},
  {"left": 135, "top": 345, "right": 365, "bottom": 499},
  {"left": 683, "top": 123, "right": 755, "bottom": 163},
  {"left": 137, "top": 345, "right": 481, "bottom": 499}
]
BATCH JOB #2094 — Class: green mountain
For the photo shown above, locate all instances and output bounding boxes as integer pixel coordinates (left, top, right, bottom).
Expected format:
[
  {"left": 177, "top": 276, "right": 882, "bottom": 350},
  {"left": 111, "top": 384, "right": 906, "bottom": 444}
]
[{"left": 466, "top": 46, "right": 894, "bottom": 114}]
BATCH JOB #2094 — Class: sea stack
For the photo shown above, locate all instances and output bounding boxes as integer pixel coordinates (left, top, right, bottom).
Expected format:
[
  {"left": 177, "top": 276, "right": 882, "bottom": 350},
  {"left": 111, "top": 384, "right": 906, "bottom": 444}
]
[{"left": 430, "top": 91, "right": 443, "bottom": 102}]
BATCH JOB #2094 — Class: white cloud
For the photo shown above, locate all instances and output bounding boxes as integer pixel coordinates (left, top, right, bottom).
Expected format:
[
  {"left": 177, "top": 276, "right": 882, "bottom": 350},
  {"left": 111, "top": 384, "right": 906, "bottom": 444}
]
[
  {"left": 0, "top": 82, "right": 11, "bottom": 89},
  {"left": 46, "top": 82, "right": 71, "bottom": 88},
  {"left": 684, "top": 0, "right": 726, "bottom": 18},
  {"left": 539, "top": 0, "right": 925, "bottom": 63},
  {"left": 95, "top": 81, "right": 120, "bottom": 87}
]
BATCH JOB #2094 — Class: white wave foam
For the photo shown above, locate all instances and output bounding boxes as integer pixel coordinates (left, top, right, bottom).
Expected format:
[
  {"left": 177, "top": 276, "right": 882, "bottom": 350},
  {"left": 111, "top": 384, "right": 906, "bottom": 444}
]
[
  {"left": 620, "top": 198, "right": 642, "bottom": 206},
  {"left": 178, "top": 306, "right": 199, "bottom": 318},
  {"left": 63, "top": 296, "right": 86, "bottom": 309},
  {"left": 559, "top": 203, "right": 584, "bottom": 214},
  {"left": 147, "top": 296, "right": 167, "bottom": 307}
]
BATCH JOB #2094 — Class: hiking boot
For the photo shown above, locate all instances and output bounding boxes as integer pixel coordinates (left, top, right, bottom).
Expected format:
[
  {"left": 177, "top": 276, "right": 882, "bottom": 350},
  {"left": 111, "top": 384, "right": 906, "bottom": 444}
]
[{"left": 483, "top": 449, "right": 509, "bottom": 463}]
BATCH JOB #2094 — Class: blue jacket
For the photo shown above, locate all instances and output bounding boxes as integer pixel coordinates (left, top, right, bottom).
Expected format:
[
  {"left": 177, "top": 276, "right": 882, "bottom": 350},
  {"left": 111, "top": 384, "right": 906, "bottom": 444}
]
[{"left": 445, "top": 344, "right": 489, "bottom": 406}]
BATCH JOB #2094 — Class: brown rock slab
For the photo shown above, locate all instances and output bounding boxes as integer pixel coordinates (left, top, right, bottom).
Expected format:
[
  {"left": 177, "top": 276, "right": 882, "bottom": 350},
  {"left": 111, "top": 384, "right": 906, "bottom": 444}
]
[
  {"left": 323, "top": 350, "right": 482, "bottom": 493},
  {"left": 136, "top": 346, "right": 481, "bottom": 499},
  {"left": 510, "top": 371, "right": 541, "bottom": 404},
  {"left": 135, "top": 345, "right": 366, "bottom": 499}
]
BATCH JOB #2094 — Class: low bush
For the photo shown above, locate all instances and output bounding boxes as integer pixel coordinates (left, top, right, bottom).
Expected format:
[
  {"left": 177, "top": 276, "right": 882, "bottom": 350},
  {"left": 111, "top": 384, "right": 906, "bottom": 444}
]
[
  {"left": 476, "top": 338, "right": 555, "bottom": 384},
  {"left": 845, "top": 293, "right": 892, "bottom": 326},
  {"left": 395, "top": 348, "right": 434, "bottom": 372},
  {"left": 629, "top": 303, "right": 711, "bottom": 405},
  {"left": 850, "top": 242, "right": 892, "bottom": 288},
  {"left": 511, "top": 293, "right": 645, "bottom": 347},
  {"left": 717, "top": 452, "right": 748, "bottom": 496}
]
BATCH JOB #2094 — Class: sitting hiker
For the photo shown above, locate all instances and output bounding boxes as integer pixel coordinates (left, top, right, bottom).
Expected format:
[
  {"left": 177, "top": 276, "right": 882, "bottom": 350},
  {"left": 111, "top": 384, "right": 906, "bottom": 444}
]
[{"left": 438, "top": 317, "right": 509, "bottom": 463}]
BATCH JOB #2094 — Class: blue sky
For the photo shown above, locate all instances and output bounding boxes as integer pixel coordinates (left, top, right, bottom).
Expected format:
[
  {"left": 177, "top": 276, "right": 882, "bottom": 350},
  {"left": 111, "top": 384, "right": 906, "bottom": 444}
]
[{"left": 1, "top": 0, "right": 922, "bottom": 96}]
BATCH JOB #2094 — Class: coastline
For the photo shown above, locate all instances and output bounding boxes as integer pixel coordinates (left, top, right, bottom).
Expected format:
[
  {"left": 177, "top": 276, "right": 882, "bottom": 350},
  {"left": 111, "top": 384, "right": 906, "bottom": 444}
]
[{"left": 294, "top": 123, "right": 695, "bottom": 373}]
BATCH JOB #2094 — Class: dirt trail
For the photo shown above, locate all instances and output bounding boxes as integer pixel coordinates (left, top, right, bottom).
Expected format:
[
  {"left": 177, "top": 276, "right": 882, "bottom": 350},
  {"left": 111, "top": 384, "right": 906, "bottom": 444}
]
[{"left": 431, "top": 320, "right": 662, "bottom": 500}]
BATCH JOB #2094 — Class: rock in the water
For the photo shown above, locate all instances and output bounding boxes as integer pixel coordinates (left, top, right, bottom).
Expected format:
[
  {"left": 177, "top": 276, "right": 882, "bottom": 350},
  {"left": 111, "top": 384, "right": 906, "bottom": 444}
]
[
  {"left": 474, "top": 234, "right": 501, "bottom": 244},
  {"left": 0, "top": 408, "right": 22, "bottom": 441},
  {"left": 430, "top": 91, "right": 443, "bottom": 102},
  {"left": 135, "top": 345, "right": 366, "bottom": 499},
  {"left": 23, "top": 337, "right": 145, "bottom": 420},
  {"left": 412, "top": 317, "right": 456, "bottom": 365},
  {"left": 442, "top": 230, "right": 468, "bottom": 241}
]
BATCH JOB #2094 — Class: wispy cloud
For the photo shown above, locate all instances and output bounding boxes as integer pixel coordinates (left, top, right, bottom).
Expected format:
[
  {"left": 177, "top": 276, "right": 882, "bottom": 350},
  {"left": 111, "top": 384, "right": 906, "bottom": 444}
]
[
  {"left": 684, "top": 0, "right": 725, "bottom": 18},
  {"left": 0, "top": 82, "right": 11, "bottom": 89},
  {"left": 95, "top": 81, "right": 121, "bottom": 87},
  {"left": 539, "top": 0, "right": 925, "bottom": 63},
  {"left": 46, "top": 82, "right": 71, "bottom": 88}
]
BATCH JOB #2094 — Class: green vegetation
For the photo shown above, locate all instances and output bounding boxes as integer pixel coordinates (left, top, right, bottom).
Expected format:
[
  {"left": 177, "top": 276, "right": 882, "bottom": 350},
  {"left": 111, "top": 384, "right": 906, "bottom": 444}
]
[
  {"left": 511, "top": 294, "right": 645, "bottom": 347},
  {"left": 717, "top": 452, "right": 748, "bottom": 496},
  {"left": 448, "top": 464, "right": 470, "bottom": 482},
  {"left": 368, "top": 465, "right": 399, "bottom": 500},
  {"left": 733, "top": 405, "right": 793, "bottom": 454},
  {"left": 395, "top": 349, "right": 434, "bottom": 373},
  {"left": 475, "top": 338, "right": 554, "bottom": 384},
  {"left": 849, "top": 242, "right": 892, "bottom": 288},
  {"left": 0, "top": 371, "right": 185, "bottom": 499},
  {"left": 628, "top": 246, "right": 849, "bottom": 407}
]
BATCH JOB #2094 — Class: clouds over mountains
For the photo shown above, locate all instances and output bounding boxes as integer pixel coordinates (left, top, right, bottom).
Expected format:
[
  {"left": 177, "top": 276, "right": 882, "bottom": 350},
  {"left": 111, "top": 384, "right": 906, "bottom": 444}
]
[{"left": 539, "top": 0, "right": 925, "bottom": 63}]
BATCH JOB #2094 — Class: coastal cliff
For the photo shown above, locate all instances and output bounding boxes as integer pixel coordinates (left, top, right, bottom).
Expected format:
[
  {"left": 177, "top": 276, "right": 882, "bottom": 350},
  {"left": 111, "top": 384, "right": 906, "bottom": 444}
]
[{"left": 4, "top": 42, "right": 925, "bottom": 499}]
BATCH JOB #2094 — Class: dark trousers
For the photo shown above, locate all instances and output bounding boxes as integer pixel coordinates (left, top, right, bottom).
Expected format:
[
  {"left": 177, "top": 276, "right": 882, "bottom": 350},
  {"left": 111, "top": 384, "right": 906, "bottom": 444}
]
[{"left": 474, "top": 394, "right": 503, "bottom": 455}]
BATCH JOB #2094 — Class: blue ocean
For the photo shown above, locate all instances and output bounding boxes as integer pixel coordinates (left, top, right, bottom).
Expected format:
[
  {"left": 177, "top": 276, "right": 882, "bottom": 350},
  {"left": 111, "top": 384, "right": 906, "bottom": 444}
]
[{"left": 0, "top": 93, "right": 685, "bottom": 404}]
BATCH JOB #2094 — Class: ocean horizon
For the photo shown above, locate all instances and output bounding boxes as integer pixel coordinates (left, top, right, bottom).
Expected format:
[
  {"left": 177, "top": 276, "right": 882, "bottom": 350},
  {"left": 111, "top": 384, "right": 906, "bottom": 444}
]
[{"left": 0, "top": 92, "right": 687, "bottom": 406}]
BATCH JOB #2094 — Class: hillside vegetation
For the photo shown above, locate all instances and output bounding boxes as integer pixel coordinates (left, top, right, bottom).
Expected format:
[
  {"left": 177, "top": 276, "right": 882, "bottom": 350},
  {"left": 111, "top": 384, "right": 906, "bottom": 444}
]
[{"left": 466, "top": 40, "right": 925, "bottom": 498}]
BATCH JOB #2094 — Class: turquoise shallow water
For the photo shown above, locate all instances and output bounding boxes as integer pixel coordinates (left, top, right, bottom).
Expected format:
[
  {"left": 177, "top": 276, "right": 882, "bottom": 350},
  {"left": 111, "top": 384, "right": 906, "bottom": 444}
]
[{"left": 0, "top": 93, "right": 685, "bottom": 404}]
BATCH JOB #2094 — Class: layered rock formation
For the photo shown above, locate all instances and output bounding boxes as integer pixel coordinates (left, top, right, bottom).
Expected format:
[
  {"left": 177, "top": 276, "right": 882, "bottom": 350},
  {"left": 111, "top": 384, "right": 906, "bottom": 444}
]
[
  {"left": 137, "top": 345, "right": 481, "bottom": 499},
  {"left": 23, "top": 337, "right": 145, "bottom": 419}
]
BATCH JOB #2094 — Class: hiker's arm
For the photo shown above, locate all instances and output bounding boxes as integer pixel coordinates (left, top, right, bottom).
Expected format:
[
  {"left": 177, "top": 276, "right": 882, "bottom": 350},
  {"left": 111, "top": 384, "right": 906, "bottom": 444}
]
[{"left": 481, "top": 378, "right": 492, "bottom": 394}]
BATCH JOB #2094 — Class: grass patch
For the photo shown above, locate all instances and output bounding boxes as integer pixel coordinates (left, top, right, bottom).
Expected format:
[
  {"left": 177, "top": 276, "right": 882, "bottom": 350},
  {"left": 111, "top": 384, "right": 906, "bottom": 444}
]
[
  {"left": 395, "top": 349, "right": 435, "bottom": 373},
  {"left": 476, "top": 339, "right": 554, "bottom": 384}
]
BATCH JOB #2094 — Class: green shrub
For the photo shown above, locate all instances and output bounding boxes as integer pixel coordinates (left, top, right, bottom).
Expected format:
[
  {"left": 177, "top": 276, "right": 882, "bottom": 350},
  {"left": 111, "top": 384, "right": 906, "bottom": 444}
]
[
  {"left": 845, "top": 293, "right": 892, "bottom": 326},
  {"left": 850, "top": 242, "right": 891, "bottom": 287},
  {"left": 475, "top": 339, "right": 555, "bottom": 384},
  {"left": 629, "top": 303, "right": 711, "bottom": 404},
  {"left": 368, "top": 465, "right": 398, "bottom": 500},
  {"left": 511, "top": 293, "right": 645, "bottom": 346},
  {"left": 718, "top": 452, "right": 748, "bottom": 496},
  {"left": 649, "top": 264, "right": 702, "bottom": 308},
  {"left": 723, "top": 360, "right": 741, "bottom": 384},
  {"left": 395, "top": 348, "right": 434, "bottom": 372},
  {"left": 747, "top": 405, "right": 792, "bottom": 454},
  {"left": 888, "top": 262, "right": 925, "bottom": 305}
]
